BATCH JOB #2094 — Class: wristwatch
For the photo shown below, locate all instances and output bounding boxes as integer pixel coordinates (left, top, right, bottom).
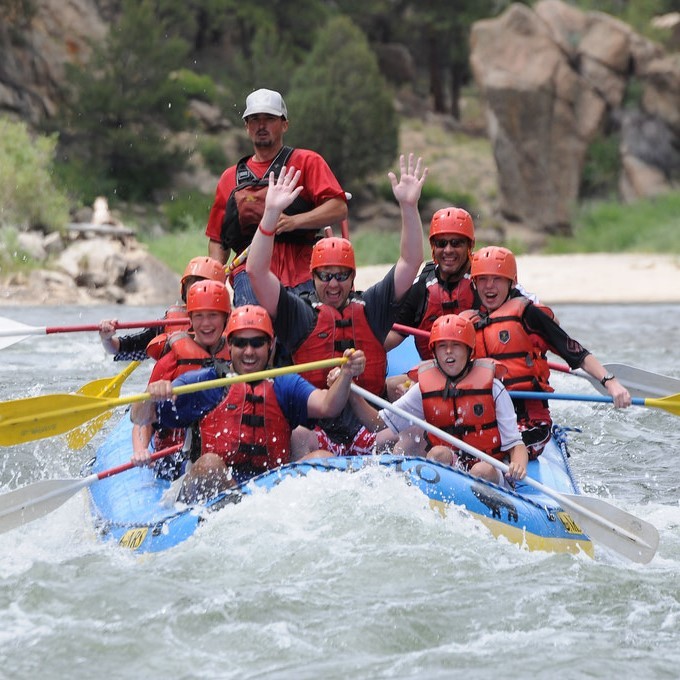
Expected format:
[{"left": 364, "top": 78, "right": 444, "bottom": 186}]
[{"left": 600, "top": 373, "right": 616, "bottom": 387}]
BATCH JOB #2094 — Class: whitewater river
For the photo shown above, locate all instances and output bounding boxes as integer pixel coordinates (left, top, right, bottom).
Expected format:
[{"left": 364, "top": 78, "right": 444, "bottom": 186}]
[{"left": 0, "top": 303, "right": 679, "bottom": 679}]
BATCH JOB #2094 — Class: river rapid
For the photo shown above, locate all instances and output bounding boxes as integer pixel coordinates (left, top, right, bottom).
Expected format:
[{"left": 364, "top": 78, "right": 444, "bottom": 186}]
[{"left": 1, "top": 303, "right": 679, "bottom": 680}]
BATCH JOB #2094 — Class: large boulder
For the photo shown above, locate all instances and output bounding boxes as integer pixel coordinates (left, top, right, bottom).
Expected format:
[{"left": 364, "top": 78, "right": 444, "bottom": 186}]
[
  {"left": 0, "top": 0, "right": 107, "bottom": 123},
  {"left": 470, "top": 0, "right": 680, "bottom": 242}
]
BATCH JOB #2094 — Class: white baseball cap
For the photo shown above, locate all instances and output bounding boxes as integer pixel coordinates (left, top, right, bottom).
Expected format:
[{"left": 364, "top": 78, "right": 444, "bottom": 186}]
[{"left": 242, "top": 88, "right": 288, "bottom": 119}]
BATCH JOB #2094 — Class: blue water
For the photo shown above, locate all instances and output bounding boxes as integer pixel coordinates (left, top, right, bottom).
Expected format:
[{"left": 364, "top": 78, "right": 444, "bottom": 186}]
[{"left": 0, "top": 303, "right": 679, "bottom": 679}]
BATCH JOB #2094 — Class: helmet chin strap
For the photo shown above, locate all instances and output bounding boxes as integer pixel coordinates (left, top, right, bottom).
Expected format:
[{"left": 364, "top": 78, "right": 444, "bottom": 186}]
[{"left": 436, "top": 355, "right": 473, "bottom": 383}]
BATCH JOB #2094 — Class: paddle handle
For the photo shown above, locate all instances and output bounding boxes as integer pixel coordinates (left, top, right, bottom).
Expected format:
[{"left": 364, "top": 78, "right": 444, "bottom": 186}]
[
  {"left": 228, "top": 246, "right": 250, "bottom": 272},
  {"left": 392, "top": 323, "right": 428, "bottom": 339},
  {"left": 46, "top": 318, "right": 190, "bottom": 334},
  {"left": 509, "top": 391, "right": 645, "bottom": 407},
  {"left": 96, "top": 444, "right": 183, "bottom": 480}
]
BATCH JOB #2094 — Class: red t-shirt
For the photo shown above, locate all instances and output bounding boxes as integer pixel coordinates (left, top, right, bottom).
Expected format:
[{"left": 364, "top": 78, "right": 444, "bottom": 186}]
[{"left": 205, "top": 148, "right": 345, "bottom": 288}]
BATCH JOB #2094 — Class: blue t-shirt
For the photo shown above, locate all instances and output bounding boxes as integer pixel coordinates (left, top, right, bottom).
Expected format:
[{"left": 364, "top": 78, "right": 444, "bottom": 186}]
[{"left": 156, "top": 367, "right": 316, "bottom": 429}]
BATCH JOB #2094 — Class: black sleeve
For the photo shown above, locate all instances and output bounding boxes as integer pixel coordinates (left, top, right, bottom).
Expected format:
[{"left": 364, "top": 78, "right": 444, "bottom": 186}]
[
  {"left": 117, "top": 327, "right": 160, "bottom": 354},
  {"left": 523, "top": 304, "right": 590, "bottom": 369}
]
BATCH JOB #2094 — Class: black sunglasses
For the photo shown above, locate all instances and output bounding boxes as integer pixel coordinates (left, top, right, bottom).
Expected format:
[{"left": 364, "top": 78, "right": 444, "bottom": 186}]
[
  {"left": 229, "top": 336, "right": 270, "bottom": 349},
  {"left": 314, "top": 270, "right": 353, "bottom": 283},
  {"left": 432, "top": 238, "right": 466, "bottom": 249}
]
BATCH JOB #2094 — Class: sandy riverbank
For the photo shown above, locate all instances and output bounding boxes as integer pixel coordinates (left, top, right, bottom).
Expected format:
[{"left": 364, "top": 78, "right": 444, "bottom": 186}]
[{"left": 355, "top": 254, "right": 680, "bottom": 305}]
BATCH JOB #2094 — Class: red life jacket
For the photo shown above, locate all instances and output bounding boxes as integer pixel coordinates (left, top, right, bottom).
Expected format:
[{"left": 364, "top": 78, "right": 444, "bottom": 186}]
[
  {"left": 199, "top": 379, "right": 291, "bottom": 470},
  {"left": 164, "top": 332, "right": 231, "bottom": 374},
  {"left": 293, "top": 298, "right": 386, "bottom": 394},
  {"left": 461, "top": 297, "right": 552, "bottom": 424},
  {"left": 414, "top": 265, "right": 475, "bottom": 359},
  {"left": 419, "top": 358, "right": 503, "bottom": 466},
  {"left": 152, "top": 332, "right": 231, "bottom": 451}
]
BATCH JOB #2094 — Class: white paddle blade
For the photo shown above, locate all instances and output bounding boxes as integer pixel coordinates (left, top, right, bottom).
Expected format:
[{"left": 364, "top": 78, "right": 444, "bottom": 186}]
[
  {"left": 0, "top": 317, "right": 46, "bottom": 350},
  {"left": 560, "top": 493, "right": 659, "bottom": 564},
  {"left": 0, "top": 475, "right": 94, "bottom": 534},
  {"left": 604, "top": 363, "right": 680, "bottom": 399}
]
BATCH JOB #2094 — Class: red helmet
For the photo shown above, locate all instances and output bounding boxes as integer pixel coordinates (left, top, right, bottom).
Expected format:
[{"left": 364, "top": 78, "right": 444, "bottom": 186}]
[
  {"left": 310, "top": 237, "right": 355, "bottom": 272},
  {"left": 186, "top": 280, "right": 231, "bottom": 315},
  {"left": 428, "top": 314, "right": 476, "bottom": 357},
  {"left": 471, "top": 246, "right": 517, "bottom": 284},
  {"left": 181, "top": 257, "right": 227, "bottom": 286},
  {"left": 226, "top": 305, "right": 274, "bottom": 341},
  {"left": 429, "top": 208, "right": 475, "bottom": 245}
]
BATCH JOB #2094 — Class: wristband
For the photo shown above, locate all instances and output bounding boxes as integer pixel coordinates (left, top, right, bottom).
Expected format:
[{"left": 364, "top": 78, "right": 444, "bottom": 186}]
[{"left": 258, "top": 223, "right": 276, "bottom": 237}]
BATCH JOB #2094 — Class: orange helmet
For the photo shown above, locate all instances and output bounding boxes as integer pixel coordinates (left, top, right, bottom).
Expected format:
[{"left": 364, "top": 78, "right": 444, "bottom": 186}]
[
  {"left": 428, "top": 314, "right": 476, "bottom": 357},
  {"left": 186, "top": 280, "right": 231, "bottom": 315},
  {"left": 310, "top": 237, "right": 355, "bottom": 272},
  {"left": 429, "top": 208, "right": 475, "bottom": 245},
  {"left": 226, "top": 305, "right": 274, "bottom": 341},
  {"left": 471, "top": 246, "right": 517, "bottom": 284},
  {"left": 181, "top": 257, "right": 227, "bottom": 286}
]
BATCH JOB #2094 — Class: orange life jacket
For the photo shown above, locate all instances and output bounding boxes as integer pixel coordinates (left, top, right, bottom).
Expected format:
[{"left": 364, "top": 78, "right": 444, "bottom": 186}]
[{"left": 419, "top": 358, "right": 503, "bottom": 467}]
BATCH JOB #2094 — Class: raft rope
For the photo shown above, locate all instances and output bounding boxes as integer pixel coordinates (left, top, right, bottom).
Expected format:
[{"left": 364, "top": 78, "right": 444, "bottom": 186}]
[{"left": 551, "top": 424, "right": 582, "bottom": 494}]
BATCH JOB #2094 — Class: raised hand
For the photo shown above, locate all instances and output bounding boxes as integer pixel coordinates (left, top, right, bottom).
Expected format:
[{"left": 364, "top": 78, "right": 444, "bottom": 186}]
[
  {"left": 388, "top": 153, "right": 428, "bottom": 206},
  {"left": 265, "top": 165, "right": 303, "bottom": 214}
]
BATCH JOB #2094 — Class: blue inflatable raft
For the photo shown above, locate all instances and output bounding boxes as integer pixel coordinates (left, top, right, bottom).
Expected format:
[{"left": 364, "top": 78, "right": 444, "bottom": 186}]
[{"left": 85, "top": 411, "right": 593, "bottom": 557}]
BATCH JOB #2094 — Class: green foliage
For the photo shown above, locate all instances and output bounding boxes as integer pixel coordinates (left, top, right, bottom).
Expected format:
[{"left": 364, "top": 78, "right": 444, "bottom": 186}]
[
  {"left": 546, "top": 191, "right": 680, "bottom": 253},
  {"left": 198, "top": 138, "right": 228, "bottom": 176},
  {"left": 161, "top": 190, "right": 213, "bottom": 232},
  {"left": 60, "top": 0, "right": 191, "bottom": 201},
  {"left": 374, "top": 177, "right": 476, "bottom": 211},
  {"left": 172, "top": 69, "right": 217, "bottom": 103},
  {"left": 0, "top": 117, "right": 69, "bottom": 231},
  {"left": 286, "top": 16, "right": 398, "bottom": 191},
  {"left": 580, "top": 134, "right": 621, "bottom": 199},
  {"left": 0, "top": 226, "right": 40, "bottom": 273},
  {"left": 138, "top": 227, "right": 208, "bottom": 274}
]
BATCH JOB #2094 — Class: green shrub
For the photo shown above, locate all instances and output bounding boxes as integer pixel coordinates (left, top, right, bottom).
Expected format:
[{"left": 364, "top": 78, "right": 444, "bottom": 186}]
[
  {"left": 198, "top": 138, "right": 228, "bottom": 176},
  {"left": 161, "top": 190, "right": 213, "bottom": 232},
  {"left": 286, "top": 16, "right": 398, "bottom": 192},
  {"left": 172, "top": 69, "right": 217, "bottom": 102},
  {"left": 580, "top": 134, "right": 621, "bottom": 199},
  {"left": 0, "top": 117, "right": 69, "bottom": 231}
]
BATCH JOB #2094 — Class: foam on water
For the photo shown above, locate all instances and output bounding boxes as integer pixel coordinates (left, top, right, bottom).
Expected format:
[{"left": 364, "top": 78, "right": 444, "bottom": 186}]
[{"left": 1, "top": 303, "right": 680, "bottom": 679}]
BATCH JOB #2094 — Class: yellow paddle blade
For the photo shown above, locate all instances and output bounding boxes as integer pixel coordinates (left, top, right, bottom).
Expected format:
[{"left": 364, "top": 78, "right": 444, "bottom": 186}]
[
  {"left": 0, "top": 357, "right": 345, "bottom": 447},
  {"left": 0, "top": 393, "right": 141, "bottom": 446},
  {"left": 645, "top": 393, "right": 680, "bottom": 417},
  {"left": 66, "top": 361, "right": 142, "bottom": 450}
]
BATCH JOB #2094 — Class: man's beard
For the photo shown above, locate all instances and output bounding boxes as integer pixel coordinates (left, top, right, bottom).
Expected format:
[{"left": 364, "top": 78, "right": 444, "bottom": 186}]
[{"left": 253, "top": 137, "right": 273, "bottom": 149}]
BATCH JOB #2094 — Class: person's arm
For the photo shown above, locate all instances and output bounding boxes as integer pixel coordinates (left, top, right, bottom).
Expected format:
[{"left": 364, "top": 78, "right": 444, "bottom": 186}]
[
  {"left": 579, "top": 354, "right": 631, "bottom": 408},
  {"left": 389, "top": 154, "right": 428, "bottom": 301},
  {"left": 276, "top": 196, "right": 347, "bottom": 234},
  {"left": 99, "top": 319, "right": 121, "bottom": 354},
  {"left": 493, "top": 380, "right": 528, "bottom": 480},
  {"left": 208, "top": 239, "right": 229, "bottom": 266},
  {"left": 306, "top": 349, "right": 366, "bottom": 418},
  {"left": 523, "top": 304, "right": 631, "bottom": 408},
  {"left": 246, "top": 166, "right": 304, "bottom": 318},
  {"left": 384, "top": 329, "right": 406, "bottom": 352},
  {"left": 130, "top": 379, "right": 174, "bottom": 426},
  {"left": 131, "top": 423, "right": 154, "bottom": 467},
  {"left": 506, "top": 442, "right": 529, "bottom": 481}
]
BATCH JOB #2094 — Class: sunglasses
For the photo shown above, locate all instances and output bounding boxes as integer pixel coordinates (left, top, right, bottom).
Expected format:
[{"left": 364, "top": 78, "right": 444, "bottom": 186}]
[
  {"left": 314, "top": 270, "right": 353, "bottom": 283},
  {"left": 229, "top": 336, "right": 270, "bottom": 349},
  {"left": 432, "top": 238, "right": 467, "bottom": 249}
]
